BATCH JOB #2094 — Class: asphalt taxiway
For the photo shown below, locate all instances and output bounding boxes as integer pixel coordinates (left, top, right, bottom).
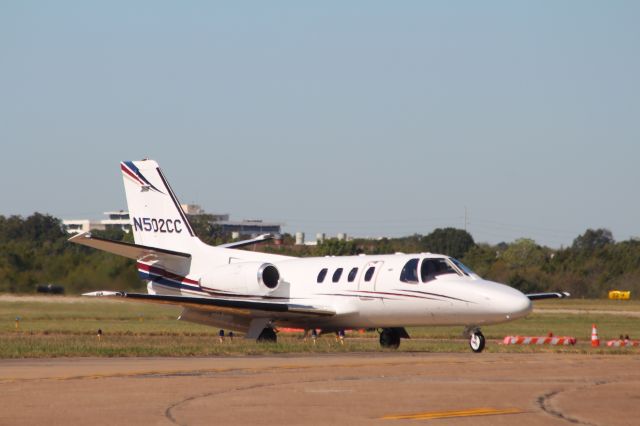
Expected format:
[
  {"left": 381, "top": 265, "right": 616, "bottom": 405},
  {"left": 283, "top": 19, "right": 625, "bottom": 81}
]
[{"left": 1, "top": 353, "right": 639, "bottom": 425}]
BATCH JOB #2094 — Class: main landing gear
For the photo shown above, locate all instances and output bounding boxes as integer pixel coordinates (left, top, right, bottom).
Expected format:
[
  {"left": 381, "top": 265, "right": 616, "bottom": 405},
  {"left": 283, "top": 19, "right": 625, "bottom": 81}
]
[
  {"left": 378, "top": 328, "right": 410, "bottom": 349},
  {"left": 257, "top": 327, "right": 277, "bottom": 343},
  {"left": 379, "top": 328, "right": 401, "bottom": 349}
]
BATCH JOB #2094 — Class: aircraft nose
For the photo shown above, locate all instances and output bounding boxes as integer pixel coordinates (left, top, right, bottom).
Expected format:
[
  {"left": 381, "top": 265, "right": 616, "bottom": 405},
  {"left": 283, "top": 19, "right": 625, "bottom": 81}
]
[
  {"left": 505, "top": 291, "right": 533, "bottom": 319},
  {"left": 484, "top": 281, "right": 532, "bottom": 320}
]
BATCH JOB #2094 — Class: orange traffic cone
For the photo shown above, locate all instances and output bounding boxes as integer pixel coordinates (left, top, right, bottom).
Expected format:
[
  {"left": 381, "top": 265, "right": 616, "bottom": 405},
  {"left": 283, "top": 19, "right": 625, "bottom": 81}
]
[{"left": 591, "top": 324, "right": 600, "bottom": 347}]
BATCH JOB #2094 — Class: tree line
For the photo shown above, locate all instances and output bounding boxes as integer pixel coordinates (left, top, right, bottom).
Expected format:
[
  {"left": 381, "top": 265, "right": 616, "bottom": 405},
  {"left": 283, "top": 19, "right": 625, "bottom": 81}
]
[
  {"left": 1, "top": 213, "right": 638, "bottom": 298},
  {"left": 0, "top": 214, "right": 138, "bottom": 293},
  {"left": 257, "top": 227, "right": 640, "bottom": 298}
]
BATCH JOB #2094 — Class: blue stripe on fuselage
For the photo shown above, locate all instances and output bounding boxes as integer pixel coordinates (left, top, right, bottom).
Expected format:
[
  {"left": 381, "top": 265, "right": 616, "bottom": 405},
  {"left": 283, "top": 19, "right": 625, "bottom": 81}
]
[{"left": 138, "top": 270, "right": 189, "bottom": 290}]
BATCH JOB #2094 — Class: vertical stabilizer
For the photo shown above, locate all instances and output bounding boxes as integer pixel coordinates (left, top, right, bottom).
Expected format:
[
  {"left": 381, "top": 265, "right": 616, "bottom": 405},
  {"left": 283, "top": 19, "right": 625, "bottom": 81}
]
[{"left": 121, "top": 160, "right": 198, "bottom": 252}]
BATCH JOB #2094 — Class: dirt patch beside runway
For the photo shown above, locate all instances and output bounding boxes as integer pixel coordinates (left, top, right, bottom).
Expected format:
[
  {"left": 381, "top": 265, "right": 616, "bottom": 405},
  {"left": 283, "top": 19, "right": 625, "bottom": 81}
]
[{"left": 1, "top": 353, "right": 638, "bottom": 425}]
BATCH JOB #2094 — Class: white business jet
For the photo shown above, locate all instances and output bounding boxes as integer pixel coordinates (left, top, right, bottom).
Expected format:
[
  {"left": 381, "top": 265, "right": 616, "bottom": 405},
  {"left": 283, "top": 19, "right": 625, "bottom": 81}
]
[{"left": 71, "top": 160, "right": 568, "bottom": 352}]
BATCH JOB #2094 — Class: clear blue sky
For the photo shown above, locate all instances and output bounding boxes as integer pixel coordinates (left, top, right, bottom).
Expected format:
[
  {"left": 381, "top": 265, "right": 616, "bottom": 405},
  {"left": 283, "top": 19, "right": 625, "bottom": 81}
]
[{"left": 1, "top": 1, "right": 638, "bottom": 247}]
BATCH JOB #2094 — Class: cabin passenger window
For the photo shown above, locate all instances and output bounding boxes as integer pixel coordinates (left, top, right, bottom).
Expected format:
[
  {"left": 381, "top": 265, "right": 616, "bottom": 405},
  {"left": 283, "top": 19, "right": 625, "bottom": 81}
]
[
  {"left": 317, "top": 268, "right": 328, "bottom": 283},
  {"left": 400, "top": 258, "right": 419, "bottom": 283},
  {"left": 364, "top": 266, "right": 376, "bottom": 282},
  {"left": 420, "top": 258, "right": 459, "bottom": 282},
  {"left": 347, "top": 267, "right": 358, "bottom": 282},
  {"left": 332, "top": 268, "right": 343, "bottom": 283}
]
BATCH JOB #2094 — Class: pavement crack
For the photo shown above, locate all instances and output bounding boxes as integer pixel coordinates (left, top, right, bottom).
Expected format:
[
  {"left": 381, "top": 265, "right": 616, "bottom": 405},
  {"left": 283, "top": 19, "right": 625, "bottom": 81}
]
[
  {"left": 164, "top": 382, "right": 273, "bottom": 426},
  {"left": 536, "top": 381, "right": 609, "bottom": 426},
  {"left": 164, "top": 375, "right": 378, "bottom": 426}
]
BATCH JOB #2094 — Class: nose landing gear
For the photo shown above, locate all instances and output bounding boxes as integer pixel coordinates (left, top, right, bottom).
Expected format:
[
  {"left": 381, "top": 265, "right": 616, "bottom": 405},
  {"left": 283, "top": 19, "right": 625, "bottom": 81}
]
[{"left": 467, "top": 329, "right": 485, "bottom": 353}]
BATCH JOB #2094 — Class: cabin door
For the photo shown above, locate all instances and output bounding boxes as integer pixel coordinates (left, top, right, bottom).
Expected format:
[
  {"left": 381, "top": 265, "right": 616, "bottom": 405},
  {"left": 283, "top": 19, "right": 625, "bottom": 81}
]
[{"left": 358, "top": 261, "right": 384, "bottom": 300}]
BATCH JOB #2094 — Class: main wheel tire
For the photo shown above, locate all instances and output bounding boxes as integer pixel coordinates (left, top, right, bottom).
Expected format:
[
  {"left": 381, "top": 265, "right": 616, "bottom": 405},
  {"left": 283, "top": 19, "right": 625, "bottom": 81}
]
[
  {"left": 379, "top": 328, "right": 401, "bottom": 349},
  {"left": 469, "top": 331, "right": 485, "bottom": 353},
  {"left": 257, "top": 327, "right": 277, "bottom": 343}
]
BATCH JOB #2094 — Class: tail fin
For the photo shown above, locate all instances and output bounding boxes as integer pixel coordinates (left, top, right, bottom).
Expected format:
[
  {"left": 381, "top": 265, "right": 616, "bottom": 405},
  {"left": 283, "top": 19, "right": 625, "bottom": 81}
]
[{"left": 121, "top": 160, "right": 199, "bottom": 252}]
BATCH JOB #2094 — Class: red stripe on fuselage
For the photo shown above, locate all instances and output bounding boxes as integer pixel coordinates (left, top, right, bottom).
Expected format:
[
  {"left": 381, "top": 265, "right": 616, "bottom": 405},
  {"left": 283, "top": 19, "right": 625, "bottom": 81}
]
[{"left": 350, "top": 290, "right": 442, "bottom": 300}]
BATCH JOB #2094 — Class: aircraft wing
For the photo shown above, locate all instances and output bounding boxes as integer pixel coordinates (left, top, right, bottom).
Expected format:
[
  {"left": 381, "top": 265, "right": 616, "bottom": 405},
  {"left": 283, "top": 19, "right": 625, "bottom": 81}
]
[
  {"left": 526, "top": 291, "right": 570, "bottom": 301},
  {"left": 82, "top": 291, "right": 335, "bottom": 317},
  {"left": 69, "top": 232, "right": 191, "bottom": 261}
]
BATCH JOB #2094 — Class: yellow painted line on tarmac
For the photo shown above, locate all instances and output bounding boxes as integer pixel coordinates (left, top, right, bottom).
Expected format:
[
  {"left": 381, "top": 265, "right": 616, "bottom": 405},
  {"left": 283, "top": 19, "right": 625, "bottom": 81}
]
[{"left": 382, "top": 407, "right": 523, "bottom": 420}]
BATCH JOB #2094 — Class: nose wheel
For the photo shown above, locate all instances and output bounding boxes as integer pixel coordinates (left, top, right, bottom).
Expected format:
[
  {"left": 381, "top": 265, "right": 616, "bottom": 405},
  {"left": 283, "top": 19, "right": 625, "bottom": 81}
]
[{"left": 469, "top": 330, "right": 485, "bottom": 353}]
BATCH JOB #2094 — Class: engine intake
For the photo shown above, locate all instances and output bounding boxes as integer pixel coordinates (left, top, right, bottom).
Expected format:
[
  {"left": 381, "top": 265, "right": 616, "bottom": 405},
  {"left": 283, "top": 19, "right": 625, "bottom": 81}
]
[{"left": 258, "top": 264, "right": 280, "bottom": 289}]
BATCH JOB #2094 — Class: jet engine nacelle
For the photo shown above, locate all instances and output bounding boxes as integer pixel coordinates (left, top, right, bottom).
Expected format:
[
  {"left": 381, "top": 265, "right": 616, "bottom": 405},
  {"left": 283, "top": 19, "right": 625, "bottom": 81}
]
[{"left": 200, "top": 262, "right": 280, "bottom": 296}]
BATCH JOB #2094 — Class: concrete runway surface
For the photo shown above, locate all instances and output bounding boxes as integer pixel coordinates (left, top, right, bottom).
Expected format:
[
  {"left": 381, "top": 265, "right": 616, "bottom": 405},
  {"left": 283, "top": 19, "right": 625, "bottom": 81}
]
[{"left": 1, "top": 353, "right": 639, "bottom": 425}]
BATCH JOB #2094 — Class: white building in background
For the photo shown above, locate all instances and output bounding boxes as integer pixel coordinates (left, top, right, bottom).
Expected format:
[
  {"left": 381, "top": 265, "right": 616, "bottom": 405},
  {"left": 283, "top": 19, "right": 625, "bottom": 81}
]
[
  {"left": 101, "top": 211, "right": 131, "bottom": 232},
  {"left": 63, "top": 205, "right": 284, "bottom": 238},
  {"left": 62, "top": 219, "right": 97, "bottom": 234},
  {"left": 180, "top": 203, "right": 229, "bottom": 222},
  {"left": 179, "top": 204, "right": 280, "bottom": 239},
  {"left": 180, "top": 204, "right": 205, "bottom": 215},
  {"left": 63, "top": 211, "right": 131, "bottom": 234},
  {"left": 218, "top": 219, "right": 282, "bottom": 238}
]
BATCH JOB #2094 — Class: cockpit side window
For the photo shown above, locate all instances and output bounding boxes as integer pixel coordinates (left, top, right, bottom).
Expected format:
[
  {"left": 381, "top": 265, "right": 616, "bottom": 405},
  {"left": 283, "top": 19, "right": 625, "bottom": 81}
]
[
  {"left": 421, "top": 258, "right": 459, "bottom": 282},
  {"left": 400, "top": 258, "right": 420, "bottom": 283},
  {"left": 317, "top": 268, "right": 328, "bottom": 283}
]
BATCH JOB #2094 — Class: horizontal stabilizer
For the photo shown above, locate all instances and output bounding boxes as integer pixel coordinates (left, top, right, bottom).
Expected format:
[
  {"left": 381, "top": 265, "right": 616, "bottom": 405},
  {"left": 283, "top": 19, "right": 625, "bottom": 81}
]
[
  {"left": 83, "top": 291, "right": 122, "bottom": 297},
  {"left": 217, "top": 233, "right": 273, "bottom": 249},
  {"left": 69, "top": 232, "right": 191, "bottom": 261},
  {"left": 82, "top": 291, "right": 335, "bottom": 317},
  {"left": 526, "top": 291, "right": 571, "bottom": 301}
]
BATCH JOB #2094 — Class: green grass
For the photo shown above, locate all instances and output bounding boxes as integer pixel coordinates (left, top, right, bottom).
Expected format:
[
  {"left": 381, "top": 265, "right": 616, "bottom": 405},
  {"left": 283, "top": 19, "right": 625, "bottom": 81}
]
[
  {"left": 1, "top": 296, "right": 639, "bottom": 358},
  {"left": 534, "top": 298, "right": 640, "bottom": 311},
  {"left": 1, "top": 300, "right": 199, "bottom": 334}
]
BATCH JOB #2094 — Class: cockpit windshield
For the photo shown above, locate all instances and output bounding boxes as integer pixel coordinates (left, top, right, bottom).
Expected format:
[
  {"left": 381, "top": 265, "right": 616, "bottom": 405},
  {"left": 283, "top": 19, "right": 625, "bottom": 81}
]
[
  {"left": 420, "top": 258, "right": 458, "bottom": 282},
  {"left": 400, "top": 257, "right": 475, "bottom": 283},
  {"left": 449, "top": 258, "right": 476, "bottom": 276}
]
